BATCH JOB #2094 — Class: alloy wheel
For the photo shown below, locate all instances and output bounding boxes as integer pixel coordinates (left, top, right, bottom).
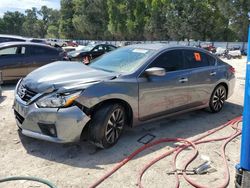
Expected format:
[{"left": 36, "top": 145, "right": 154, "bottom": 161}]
[
  {"left": 212, "top": 86, "right": 226, "bottom": 112},
  {"left": 105, "top": 108, "right": 125, "bottom": 144}
]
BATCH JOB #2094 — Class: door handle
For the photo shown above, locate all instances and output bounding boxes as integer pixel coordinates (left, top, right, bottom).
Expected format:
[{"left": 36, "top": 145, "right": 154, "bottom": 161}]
[
  {"left": 179, "top": 78, "right": 188, "bottom": 83},
  {"left": 210, "top": 71, "right": 217, "bottom": 76}
]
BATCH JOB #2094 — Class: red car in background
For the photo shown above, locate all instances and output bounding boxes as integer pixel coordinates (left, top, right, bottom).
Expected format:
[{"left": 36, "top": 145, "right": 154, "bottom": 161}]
[{"left": 65, "top": 40, "right": 78, "bottom": 47}]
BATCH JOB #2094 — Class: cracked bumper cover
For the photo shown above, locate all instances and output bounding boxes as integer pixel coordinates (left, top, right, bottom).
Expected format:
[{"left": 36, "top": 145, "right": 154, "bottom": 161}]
[{"left": 13, "top": 94, "right": 91, "bottom": 143}]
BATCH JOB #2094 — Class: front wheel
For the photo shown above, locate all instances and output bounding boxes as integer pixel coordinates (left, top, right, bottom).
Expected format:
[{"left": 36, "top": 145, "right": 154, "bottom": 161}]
[
  {"left": 209, "top": 85, "right": 227, "bottom": 113},
  {"left": 88, "top": 104, "right": 126, "bottom": 148}
]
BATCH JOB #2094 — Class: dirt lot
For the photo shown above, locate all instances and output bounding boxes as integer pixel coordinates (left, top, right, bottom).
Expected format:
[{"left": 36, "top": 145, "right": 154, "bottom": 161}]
[{"left": 0, "top": 57, "right": 246, "bottom": 188}]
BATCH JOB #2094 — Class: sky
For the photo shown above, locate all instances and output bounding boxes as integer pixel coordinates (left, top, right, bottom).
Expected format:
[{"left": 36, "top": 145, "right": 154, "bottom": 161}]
[{"left": 0, "top": 0, "right": 61, "bottom": 17}]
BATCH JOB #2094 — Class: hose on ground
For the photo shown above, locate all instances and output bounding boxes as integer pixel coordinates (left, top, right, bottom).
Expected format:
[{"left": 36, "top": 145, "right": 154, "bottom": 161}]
[
  {"left": 89, "top": 116, "right": 242, "bottom": 188},
  {"left": 0, "top": 116, "right": 242, "bottom": 188},
  {"left": 0, "top": 176, "right": 57, "bottom": 188}
]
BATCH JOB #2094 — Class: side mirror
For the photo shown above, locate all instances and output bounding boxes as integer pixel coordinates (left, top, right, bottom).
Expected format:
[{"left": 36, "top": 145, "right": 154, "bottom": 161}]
[{"left": 145, "top": 67, "right": 166, "bottom": 77}]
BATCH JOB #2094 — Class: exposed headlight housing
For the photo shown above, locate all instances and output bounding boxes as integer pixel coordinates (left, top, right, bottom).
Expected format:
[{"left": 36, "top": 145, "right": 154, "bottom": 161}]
[{"left": 36, "top": 91, "right": 82, "bottom": 108}]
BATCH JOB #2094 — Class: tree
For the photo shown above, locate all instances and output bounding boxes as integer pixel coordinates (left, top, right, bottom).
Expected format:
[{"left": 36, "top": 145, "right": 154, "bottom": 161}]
[
  {"left": 1, "top": 11, "right": 25, "bottom": 35},
  {"left": 22, "top": 8, "right": 39, "bottom": 37},
  {"left": 37, "top": 6, "right": 60, "bottom": 38},
  {"left": 107, "top": 0, "right": 128, "bottom": 40},
  {"left": 73, "top": 0, "right": 110, "bottom": 39},
  {"left": 47, "top": 25, "right": 59, "bottom": 38},
  {"left": 144, "top": 0, "right": 168, "bottom": 40},
  {"left": 59, "top": 0, "right": 75, "bottom": 39},
  {"left": 217, "top": 0, "right": 250, "bottom": 41}
]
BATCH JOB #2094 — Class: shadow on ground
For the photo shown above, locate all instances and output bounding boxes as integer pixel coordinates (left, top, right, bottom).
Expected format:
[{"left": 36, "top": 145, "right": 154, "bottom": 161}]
[
  {"left": 0, "top": 96, "right": 7, "bottom": 104},
  {"left": 18, "top": 101, "right": 243, "bottom": 170}
]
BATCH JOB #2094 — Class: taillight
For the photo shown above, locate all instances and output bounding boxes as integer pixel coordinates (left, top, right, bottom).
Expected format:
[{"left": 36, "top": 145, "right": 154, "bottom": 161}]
[{"left": 229, "top": 66, "right": 235, "bottom": 74}]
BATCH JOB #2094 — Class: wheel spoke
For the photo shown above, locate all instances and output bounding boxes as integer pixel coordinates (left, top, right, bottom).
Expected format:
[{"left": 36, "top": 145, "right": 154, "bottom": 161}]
[
  {"left": 117, "top": 110, "right": 122, "bottom": 121},
  {"left": 214, "top": 102, "right": 218, "bottom": 110},
  {"left": 106, "top": 126, "right": 113, "bottom": 137},
  {"left": 218, "top": 102, "right": 222, "bottom": 109},
  {"left": 107, "top": 130, "right": 114, "bottom": 142},
  {"left": 107, "top": 119, "right": 113, "bottom": 126}
]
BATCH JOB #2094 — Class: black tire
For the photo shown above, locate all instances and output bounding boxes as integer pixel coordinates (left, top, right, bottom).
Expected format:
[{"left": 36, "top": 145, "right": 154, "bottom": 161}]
[
  {"left": 227, "top": 55, "right": 232, "bottom": 60},
  {"left": 209, "top": 85, "right": 227, "bottom": 113},
  {"left": 88, "top": 103, "right": 126, "bottom": 148}
]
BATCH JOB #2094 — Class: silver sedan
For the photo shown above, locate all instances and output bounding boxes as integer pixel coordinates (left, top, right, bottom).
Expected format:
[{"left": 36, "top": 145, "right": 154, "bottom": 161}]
[{"left": 13, "top": 44, "right": 235, "bottom": 148}]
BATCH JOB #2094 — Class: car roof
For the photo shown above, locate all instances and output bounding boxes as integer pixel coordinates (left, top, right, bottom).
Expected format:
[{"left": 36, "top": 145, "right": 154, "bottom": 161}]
[
  {"left": 0, "top": 34, "right": 27, "bottom": 40},
  {"left": 0, "top": 41, "right": 54, "bottom": 48},
  {"left": 126, "top": 43, "right": 210, "bottom": 53},
  {"left": 28, "top": 38, "right": 46, "bottom": 41}
]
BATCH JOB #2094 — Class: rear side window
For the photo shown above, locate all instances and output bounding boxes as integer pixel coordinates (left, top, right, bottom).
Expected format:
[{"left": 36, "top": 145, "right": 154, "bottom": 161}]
[
  {"left": 183, "top": 50, "right": 209, "bottom": 69},
  {"left": 107, "top": 45, "right": 116, "bottom": 51},
  {"left": 26, "top": 46, "right": 57, "bottom": 55},
  {"left": 0, "top": 46, "right": 25, "bottom": 55},
  {"left": 207, "top": 54, "right": 216, "bottom": 66},
  {"left": 0, "top": 47, "right": 18, "bottom": 55},
  {"left": 150, "top": 50, "right": 184, "bottom": 72}
]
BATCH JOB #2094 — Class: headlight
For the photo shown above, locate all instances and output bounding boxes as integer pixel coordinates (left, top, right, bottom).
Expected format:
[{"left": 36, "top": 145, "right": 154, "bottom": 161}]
[{"left": 36, "top": 91, "right": 82, "bottom": 108}]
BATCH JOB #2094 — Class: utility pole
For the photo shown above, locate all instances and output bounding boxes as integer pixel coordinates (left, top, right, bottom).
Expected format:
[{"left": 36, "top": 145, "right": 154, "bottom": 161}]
[{"left": 235, "top": 12, "right": 250, "bottom": 188}]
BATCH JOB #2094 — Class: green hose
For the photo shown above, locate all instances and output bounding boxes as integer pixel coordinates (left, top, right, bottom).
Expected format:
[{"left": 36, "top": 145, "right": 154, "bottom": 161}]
[{"left": 0, "top": 176, "right": 57, "bottom": 188}]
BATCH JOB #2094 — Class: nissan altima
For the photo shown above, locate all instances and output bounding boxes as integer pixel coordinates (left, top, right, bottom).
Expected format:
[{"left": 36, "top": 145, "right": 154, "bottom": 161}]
[{"left": 13, "top": 44, "right": 235, "bottom": 148}]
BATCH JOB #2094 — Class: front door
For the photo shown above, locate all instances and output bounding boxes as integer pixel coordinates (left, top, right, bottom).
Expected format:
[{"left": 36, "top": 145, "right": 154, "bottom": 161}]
[{"left": 138, "top": 49, "right": 191, "bottom": 121}]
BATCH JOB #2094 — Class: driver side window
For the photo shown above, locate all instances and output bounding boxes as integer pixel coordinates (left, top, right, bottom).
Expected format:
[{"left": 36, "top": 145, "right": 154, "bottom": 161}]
[{"left": 150, "top": 50, "right": 184, "bottom": 72}]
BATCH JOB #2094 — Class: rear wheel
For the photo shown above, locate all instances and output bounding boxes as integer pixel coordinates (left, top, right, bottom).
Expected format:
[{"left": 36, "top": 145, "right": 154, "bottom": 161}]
[
  {"left": 88, "top": 104, "right": 126, "bottom": 148},
  {"left": 209, "top": 85, "right": 227, "bottom": 113}
]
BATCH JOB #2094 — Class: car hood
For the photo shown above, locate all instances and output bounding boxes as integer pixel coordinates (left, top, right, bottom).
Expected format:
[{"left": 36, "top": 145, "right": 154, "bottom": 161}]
[{"left": 22, "top": 61, "right": 118, "bottom": 93}]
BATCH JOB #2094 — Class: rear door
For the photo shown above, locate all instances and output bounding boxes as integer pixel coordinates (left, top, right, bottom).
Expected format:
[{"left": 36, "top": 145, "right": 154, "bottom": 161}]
[
  {"left": 183, "top": 49, "right": 218, "bottom": 107},
  {"left": 138, "top": 49, "right": 192, "bottom": 120},
  {"left": 0, "top": 45, "right": 28, "bottom": 81},
  {"left": 25, "top": 45, "right": 61, "bottom": 73}
]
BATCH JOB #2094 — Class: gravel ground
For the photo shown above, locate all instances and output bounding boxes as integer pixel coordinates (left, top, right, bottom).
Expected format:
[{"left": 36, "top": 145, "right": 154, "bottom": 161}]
[{"left": 0, "top": 57, "right": 246, "bottom": 188}]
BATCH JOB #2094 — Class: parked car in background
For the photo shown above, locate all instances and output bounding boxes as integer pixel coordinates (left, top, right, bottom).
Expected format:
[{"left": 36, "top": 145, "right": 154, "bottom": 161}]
[
  {"left": 46, "top": 39, "right": 67, "bottom": 47},
  {"left": 199, "top": 42, "right": 216, "bottom": 53},
  {"left": 28, "top": 38, "right": 48, "bottom": 45},
  {"left": 0, "top": 34, "right": 27, "bottom": 43},
  {"left": 224, "top": 48, "right": 242, "bottom": 59},
  {"left": 63, "top": 46, "right": 77, "bottom": 53},
  {"left": 215, "top": 47, "right": 226, "bottom": 57},
  {"left": 13, "top": 44, "right": 235, "bottom": 148},
  {"left": 65, "top": 40, "right": 78, "bottom": 47},
  {"left": 66, "top": 44, "right": 117, "bottom": 63},
  {"left": 0, "top": 42, "right": 65, "bottom": 82}
]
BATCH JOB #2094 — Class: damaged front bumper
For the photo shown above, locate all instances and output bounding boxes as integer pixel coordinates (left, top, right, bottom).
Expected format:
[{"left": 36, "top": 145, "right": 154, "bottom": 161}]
[{"left": 13, "top": 93, "right": 90, "bottom": 143}]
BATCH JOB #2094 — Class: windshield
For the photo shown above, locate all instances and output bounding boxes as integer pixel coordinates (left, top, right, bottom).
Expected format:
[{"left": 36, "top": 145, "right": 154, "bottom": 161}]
[
  {"left": 89, "top": 47, "right": 155, "bottom": 73},
  {"left": 68, "top": 45, "right": 94, "bottom": 55}
]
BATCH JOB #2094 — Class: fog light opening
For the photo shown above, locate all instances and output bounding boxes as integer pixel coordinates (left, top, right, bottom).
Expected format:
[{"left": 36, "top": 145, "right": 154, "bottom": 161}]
[{"left": 38, "top": 123, "right": 57, "bottom": 137}]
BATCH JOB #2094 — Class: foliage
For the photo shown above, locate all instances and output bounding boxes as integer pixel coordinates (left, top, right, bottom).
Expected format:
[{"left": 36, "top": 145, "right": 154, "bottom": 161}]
[{"left": 0, "top": 1, "right": 249, "bottom": 41}]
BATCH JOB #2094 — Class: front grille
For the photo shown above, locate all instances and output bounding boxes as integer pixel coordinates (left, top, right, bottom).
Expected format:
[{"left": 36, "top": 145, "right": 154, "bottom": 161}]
[
  {"left": 18, "top": 84, "right": 37, "bottom": 102},
  {"left": 14, "top": 110, "right": 24, "bottom": 124}
]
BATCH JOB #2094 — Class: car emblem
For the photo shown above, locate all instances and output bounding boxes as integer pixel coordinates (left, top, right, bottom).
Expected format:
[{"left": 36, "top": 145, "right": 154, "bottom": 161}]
[{"left": 18, "top": 85, "right": 26, "bottom": 99}]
